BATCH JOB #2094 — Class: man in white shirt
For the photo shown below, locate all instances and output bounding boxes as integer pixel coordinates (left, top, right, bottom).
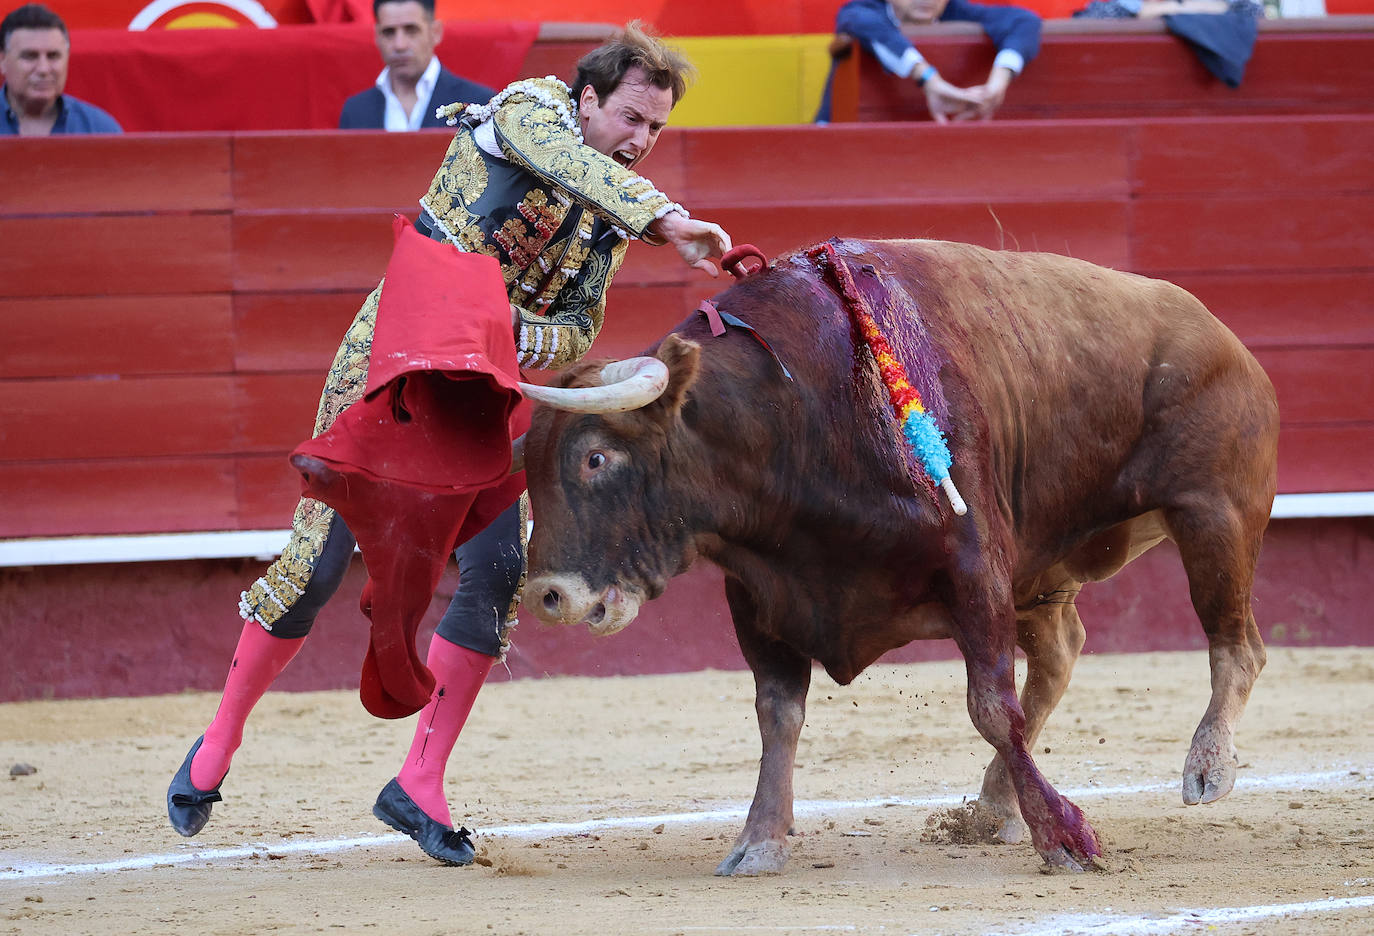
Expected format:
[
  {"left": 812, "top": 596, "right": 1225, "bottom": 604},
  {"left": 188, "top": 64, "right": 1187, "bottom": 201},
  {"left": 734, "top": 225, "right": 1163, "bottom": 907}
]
[{"left": 338, "top": 0, "right": 493, "bottom": 130}]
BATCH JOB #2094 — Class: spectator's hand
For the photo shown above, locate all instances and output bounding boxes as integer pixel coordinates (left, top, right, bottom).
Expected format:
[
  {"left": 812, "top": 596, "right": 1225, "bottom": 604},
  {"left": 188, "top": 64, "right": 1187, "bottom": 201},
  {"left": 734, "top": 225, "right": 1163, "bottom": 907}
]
[
  {"left": 967, "top": 67, "right": 1016, "bottom": 121},
  {"left": 921, "top": 75, "right": 982, "bottom": 125},
  {"left": 652, "top": 212, "right": 733, "bottom": 278}
]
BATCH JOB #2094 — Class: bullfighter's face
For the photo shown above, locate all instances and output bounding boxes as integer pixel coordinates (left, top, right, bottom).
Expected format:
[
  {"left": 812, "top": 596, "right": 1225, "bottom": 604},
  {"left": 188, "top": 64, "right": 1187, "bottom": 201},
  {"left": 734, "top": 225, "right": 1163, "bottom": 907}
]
[{"left": 578, "top": 65, "right": 673, "bottom": 170}]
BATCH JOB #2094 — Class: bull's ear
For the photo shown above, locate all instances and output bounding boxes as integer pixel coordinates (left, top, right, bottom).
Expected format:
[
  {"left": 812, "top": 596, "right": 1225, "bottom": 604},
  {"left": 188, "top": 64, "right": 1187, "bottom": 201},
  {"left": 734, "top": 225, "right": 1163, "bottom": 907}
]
[{"left": 654, "top": 334, "right": 701, "bottom": 418}]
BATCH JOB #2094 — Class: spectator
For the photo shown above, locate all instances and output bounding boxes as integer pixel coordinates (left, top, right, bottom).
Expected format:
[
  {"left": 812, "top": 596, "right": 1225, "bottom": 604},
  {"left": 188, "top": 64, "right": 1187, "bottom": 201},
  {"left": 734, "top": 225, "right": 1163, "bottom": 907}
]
[
  {"left": 339, "top": 0, "right": 494, "bottom": 130},
  {"left": 1, "top": 3, "right": 120, "bottom": 136},
  {"left": 819, "top": 0, "right": 1042, "bottom": 123}
]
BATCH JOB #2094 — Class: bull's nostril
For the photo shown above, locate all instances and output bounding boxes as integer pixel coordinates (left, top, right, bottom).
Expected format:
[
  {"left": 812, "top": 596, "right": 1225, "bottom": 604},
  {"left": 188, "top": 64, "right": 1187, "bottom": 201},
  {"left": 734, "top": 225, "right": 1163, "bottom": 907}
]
[
  {"left": 541, "top": 589, "right": 561, "bottom": 614},
  {"left": 586, "top": 603, "right": 606, "bottom": 626}
]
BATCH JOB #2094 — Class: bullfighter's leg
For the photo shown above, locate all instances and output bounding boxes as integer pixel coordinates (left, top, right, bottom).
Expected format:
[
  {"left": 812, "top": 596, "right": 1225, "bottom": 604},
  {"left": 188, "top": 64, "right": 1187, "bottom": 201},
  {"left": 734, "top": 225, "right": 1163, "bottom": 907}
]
[
  {"left": 168, "top": 286, "right": 381, "bottom": 837},
  {"left": 979, "top": 586, "right": 1086, "bottom": 844},
  {"left": 953, "top": 578, "right": 1100, "bottom": 870},
  {"left": 167, "top": 511, "right": 355, "bottom": 836},
  {"left": 1166, "top": 499, "right": 1268, "bottom": 805},
  {"left": 373, "top": 499, "right": 526, "bottom": 867},
  {"left": 716, "top": 581, "right": 812, "bottom": 877}
]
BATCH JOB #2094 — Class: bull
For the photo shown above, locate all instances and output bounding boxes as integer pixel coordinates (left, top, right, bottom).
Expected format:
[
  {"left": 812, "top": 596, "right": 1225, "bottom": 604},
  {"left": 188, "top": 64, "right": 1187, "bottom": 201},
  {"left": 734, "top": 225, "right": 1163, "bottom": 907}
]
[{"left": 517, "top": 238, "right": 1279, "bottom": 875}]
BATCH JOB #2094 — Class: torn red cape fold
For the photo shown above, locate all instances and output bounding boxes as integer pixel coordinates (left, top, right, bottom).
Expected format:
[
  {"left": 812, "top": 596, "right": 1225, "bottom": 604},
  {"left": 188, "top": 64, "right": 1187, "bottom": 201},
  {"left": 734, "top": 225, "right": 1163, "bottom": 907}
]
[{"left": 292, "top": 215, "right": 530, "bottom": 719}]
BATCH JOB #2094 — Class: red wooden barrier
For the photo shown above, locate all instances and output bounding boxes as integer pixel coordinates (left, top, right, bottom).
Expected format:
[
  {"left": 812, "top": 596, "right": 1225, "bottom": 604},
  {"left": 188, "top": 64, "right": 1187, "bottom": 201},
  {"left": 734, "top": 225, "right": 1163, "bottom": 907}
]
[
  {"left": 1, "top": 115, "right": 1371, "bottom": 542},
  {"left": 830, "top": 18, "right": 1374, "bottom": 123}
]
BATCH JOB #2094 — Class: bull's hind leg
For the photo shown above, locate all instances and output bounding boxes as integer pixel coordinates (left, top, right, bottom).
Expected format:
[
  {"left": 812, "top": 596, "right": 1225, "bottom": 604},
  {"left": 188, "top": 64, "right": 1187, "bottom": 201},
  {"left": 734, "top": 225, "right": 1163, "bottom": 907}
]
[
  {"left": 978, "top": 586, "right": 1086, "bottom": 844},
  {"left": 716, "top": 582, "right": 812, "bottom": 877},
  {"left": 1167, "top": 499, "right": 1268, "bottom": 805}
]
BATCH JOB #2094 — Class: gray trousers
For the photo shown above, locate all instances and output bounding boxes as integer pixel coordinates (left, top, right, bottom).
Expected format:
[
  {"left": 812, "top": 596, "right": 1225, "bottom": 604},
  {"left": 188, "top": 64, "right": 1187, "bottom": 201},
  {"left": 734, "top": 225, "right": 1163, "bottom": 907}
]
[{"left": 265, "top": 501, "right": 523, "bottom": 658}]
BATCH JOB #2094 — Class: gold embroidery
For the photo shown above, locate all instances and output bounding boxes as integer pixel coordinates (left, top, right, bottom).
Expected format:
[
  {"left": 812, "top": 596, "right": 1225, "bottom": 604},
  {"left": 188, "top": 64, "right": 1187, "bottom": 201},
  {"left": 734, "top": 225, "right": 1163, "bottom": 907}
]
[
  {"left": 239, "top": 284, "right": 381, "bottom": 628},
  {"left": 425, "top": 128, "right": 489, "bottom": 242}
]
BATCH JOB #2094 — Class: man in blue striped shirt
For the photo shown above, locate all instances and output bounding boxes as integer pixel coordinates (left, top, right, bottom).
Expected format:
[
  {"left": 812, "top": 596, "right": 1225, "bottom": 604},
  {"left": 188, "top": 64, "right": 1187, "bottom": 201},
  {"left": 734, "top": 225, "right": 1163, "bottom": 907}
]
[{"left": 1, "top": 4, "right": 121, "bottom": 136}]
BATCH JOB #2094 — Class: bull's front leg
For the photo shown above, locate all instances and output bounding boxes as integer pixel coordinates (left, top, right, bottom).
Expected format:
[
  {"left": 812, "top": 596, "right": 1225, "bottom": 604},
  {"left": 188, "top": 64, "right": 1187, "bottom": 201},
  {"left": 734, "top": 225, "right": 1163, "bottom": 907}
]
[
  {"left": 956, "top": 588, "right": 1101, "bottom": 871},
  {"left": 715, "top": 583, "right": 811, "bottom": 877},
  {"left": 979, "top": 586, "right": 1086, "bottom": 845}
]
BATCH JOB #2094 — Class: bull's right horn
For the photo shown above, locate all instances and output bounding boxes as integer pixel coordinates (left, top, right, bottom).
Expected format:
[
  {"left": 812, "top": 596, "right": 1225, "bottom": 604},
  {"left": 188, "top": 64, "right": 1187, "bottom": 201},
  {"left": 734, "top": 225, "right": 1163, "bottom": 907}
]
[{"left": 517, "top": 356, "right": 670, "bottom": 414}]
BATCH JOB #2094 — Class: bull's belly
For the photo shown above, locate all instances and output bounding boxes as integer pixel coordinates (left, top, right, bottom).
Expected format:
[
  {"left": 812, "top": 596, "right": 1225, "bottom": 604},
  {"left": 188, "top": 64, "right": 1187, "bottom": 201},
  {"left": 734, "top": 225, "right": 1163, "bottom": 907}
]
[
  {"left": 1014, "top": 510, "right": 1170, "bottom": 607},
  {"left": 817, "top": 602, "right": 956, "bottom": 685}
]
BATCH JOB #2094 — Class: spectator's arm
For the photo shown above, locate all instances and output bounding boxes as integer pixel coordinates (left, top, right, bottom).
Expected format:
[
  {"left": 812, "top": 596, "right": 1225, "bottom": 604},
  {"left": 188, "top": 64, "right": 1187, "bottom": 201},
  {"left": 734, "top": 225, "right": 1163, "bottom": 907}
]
[
  {"left": 836, "top": 0, "right": 930, "bottom": 79},
  {"left": 940, "top": 0, "right": 1043, "bottom": 119},
  {"left": 943, "top": 0, "right": 1042, "bottom": 72}
]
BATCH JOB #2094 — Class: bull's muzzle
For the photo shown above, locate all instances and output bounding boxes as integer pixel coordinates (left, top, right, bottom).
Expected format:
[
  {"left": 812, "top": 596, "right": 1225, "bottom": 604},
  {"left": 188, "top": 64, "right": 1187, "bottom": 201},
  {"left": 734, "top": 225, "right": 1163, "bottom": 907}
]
[{"left": 522, "top": 574, "right": 643, "bottom": 637}]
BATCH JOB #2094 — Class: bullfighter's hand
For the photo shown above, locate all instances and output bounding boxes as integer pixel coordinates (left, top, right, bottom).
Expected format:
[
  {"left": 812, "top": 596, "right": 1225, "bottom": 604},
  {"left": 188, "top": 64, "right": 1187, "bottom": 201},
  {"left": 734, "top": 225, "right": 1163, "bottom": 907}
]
[
  {"left": 922, "top": 75, "right": 982, "bottom": 125},
  {"left": 653, "top": 211, "right": 734, "bottom": 278}
]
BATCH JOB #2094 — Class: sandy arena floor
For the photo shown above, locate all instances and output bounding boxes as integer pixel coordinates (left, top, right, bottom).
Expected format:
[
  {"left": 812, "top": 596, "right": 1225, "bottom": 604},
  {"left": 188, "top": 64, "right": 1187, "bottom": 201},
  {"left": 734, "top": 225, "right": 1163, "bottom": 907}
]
[{"left": 2, "top": 646, "right": 1372, "bottom": 935}]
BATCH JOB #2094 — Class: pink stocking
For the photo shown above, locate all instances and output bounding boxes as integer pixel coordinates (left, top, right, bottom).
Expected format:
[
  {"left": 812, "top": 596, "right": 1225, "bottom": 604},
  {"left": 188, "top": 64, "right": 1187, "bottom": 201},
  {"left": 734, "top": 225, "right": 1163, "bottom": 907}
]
[
  {"left": 395, "top": 635, "right": 496, "bottom": 826},
  {"left": 190, "top": 621, "right": 305, "bottom": 790}
]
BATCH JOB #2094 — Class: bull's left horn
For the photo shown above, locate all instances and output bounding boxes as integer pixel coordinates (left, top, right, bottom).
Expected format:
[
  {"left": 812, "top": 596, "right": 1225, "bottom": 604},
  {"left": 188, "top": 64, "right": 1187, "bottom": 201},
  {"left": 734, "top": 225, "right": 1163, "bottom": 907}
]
[{"left": 517, "top": 356, "right": 670, "bottom": 414}]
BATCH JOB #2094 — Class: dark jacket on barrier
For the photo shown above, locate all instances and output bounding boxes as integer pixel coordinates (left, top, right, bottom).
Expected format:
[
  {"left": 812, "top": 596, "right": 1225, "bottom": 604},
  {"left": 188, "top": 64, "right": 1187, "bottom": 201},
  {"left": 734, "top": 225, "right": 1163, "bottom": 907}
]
[{"left": 338, "top": 66, "right": 495, "bottom": 130}]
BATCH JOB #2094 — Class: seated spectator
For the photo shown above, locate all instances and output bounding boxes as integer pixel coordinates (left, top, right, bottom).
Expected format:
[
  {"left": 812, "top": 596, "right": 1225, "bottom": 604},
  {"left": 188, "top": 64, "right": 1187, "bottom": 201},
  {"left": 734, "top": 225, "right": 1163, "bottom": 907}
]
[
  {"left": 1, "top": 3, "right": 121, "bottom": 136},
  {"left": 339, "top": 0, "right": 495, "bottom": 130},
  {"left": 818, "top": 0, "right": 1042, "bottom": 124}
]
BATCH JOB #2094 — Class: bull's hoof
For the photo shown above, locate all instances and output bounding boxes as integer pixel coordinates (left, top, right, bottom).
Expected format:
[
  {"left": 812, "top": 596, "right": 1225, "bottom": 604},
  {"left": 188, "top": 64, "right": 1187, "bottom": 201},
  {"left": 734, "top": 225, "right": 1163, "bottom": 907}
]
[
  {"left": 1031, "top": 801, "right": 1101, "bottom": 872},
  {"left": 995, "top": 815, "right": 1029, "bottom": 845},
  {"left": 1182, "top": 727, "right": 1239, "bottom": 805},
  {"left": 972, "top": 796, "right": 1027, "bottom": 845},
  {"left": 1182, "top": 750, "right": 1238, "bottom": 805},
  {"left": 713, "top": 840, "right": 789, "bottom": 876}
]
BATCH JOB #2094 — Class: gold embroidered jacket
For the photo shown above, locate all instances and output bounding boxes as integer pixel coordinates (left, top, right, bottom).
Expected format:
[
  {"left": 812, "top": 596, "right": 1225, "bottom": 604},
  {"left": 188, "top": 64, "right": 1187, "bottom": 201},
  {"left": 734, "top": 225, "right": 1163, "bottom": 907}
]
[{"left": 421, "top": 77, "right": 684, "bottom": 369}]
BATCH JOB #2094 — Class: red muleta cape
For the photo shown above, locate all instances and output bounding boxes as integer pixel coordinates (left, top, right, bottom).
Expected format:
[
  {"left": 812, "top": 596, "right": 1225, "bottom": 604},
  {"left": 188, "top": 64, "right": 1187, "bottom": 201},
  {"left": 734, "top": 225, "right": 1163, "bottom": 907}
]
[{"left": 292, "top": 216, "right": 530, "bottom": 718}]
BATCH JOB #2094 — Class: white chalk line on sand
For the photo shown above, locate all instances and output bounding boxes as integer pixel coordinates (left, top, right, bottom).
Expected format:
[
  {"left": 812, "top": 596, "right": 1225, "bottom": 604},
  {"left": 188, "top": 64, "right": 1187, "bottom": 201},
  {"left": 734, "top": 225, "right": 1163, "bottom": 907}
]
[
  {"left": 1, "top": 765, "right": 1367, "bottom": 884},
  {"left": 992, "top": 893, "right": 1374, "bottom": 936},
  {"left": 660, "top": 895, "right": 1374, "bottom": 935}
]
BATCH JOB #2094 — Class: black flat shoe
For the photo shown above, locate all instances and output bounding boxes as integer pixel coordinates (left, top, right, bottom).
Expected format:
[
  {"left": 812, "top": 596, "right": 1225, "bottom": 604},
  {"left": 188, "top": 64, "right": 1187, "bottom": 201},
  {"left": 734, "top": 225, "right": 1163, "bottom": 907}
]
[
  {"left": 373, "top": 778, "right": 475, "bottom": 866},
  {"left": 167, "top": 736, "right": 224, "bottom": 837}
]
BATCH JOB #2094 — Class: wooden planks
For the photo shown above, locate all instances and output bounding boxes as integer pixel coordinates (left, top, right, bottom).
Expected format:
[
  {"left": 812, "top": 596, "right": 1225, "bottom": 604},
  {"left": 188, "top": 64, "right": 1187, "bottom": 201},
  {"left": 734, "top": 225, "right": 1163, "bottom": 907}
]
[
  {"left": 1, "top": 295, "right": 233, "bottom": 378},
  {"left": 2, "top": 111, "right": 1370, "bottom": 540},
  {"left": 0, "top": 136, "right": 231, "bottom": 215},
  {"left": 840, "top": 22, "right": 1374, "bottom": 124}
]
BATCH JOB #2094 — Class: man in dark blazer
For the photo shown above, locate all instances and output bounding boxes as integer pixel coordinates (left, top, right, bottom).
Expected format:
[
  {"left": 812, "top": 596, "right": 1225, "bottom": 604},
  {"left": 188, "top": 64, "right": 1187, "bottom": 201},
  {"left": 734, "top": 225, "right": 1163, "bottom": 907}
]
[{"left": 339, "top": 0, "right": 494, "bottom": 131}]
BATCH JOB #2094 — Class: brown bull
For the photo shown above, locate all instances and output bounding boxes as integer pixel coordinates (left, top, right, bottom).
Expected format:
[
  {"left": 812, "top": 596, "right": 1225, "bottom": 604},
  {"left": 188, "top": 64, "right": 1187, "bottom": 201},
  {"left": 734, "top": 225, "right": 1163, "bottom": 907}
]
[{"left": 519, "top": 238, "right": 1279, "bottom": 875}]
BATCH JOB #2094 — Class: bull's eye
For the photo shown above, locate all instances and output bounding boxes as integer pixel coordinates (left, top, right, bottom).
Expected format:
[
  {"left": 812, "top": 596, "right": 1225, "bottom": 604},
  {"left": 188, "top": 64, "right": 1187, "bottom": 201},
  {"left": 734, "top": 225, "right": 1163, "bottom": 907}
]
[{"left": 587, "top": 451, "right": 607, "bottom": 470}]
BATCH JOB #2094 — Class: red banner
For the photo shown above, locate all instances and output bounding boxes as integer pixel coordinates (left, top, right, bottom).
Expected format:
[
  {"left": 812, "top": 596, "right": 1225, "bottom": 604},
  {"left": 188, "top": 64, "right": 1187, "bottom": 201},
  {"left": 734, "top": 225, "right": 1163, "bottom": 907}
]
[{"left": 63, "top": 21, "right": 540, "bottom": 132}]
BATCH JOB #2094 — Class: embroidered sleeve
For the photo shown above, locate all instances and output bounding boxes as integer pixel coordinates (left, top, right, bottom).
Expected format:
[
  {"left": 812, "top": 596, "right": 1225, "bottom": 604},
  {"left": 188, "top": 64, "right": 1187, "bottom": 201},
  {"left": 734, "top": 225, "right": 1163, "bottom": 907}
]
[
  {"left": 515, "top": 239, "right": 628, "bottom": 370},
  {"left": 483, "top": 78, "right": 685, "bottom": 240}
]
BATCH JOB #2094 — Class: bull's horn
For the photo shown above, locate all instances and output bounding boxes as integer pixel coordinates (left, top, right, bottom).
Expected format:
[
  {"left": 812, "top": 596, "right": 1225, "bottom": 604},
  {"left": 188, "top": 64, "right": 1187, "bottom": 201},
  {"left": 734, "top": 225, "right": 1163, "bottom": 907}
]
[
  {"left": 516, "top": 356, "right": 670, "bottom": 414},
  {"left": 508, "top": 433, "right": 525, "bottom": 475}
]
